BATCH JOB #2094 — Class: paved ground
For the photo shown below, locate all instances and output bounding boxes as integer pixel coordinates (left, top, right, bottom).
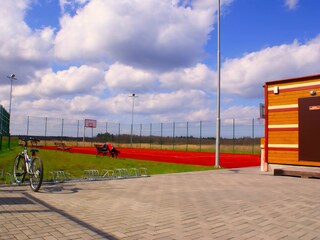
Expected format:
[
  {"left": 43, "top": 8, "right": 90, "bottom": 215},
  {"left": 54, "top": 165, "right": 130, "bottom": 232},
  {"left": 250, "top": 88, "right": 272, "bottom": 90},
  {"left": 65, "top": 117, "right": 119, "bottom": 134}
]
[{"left": 0, "top": 167, "right": 320, "bottom": 240}]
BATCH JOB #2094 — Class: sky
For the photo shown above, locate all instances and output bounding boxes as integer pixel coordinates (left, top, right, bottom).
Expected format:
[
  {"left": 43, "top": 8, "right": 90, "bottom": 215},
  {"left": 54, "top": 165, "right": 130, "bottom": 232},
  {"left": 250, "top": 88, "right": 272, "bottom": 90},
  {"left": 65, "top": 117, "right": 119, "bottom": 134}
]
[{"left": 0, "top": 0, "right": 320, "bottom": 125}]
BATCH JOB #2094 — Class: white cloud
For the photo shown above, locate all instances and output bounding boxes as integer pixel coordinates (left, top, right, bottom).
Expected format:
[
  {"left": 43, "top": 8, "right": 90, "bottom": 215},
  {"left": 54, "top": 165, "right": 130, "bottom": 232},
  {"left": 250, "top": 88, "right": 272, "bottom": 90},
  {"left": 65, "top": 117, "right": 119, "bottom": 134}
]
[
  {"left": 2, "top": 0, "right": 319, "bottom": 127},
  {"left": 59, "top": 0, "right": 90, "bottom": 14},
  {"left": 0, "top": 0, "right": 54, "bottom": 84},
  {"left": 54, "top": 0, "right": 215, "bottom": 71},
  {"left": 159, "top": 63, "right": 214, "bottom": 91},
  {"left": 13, "top": 65, "right": 104, "bottom": 100},
  {"left": 192, "top": 0, "right": 234, "bottom": 11},
  {"left": 104, "top": 63, "right": 157, "bottom": 93},
  {"left": 284, "top": 0, "right": 299, "bottom": 10},
  {"left": 137, "top": 90, "right": 212, "bottom": 122},
  {"left": 221, "top": 105, "right": 258, "bottom": 120},
  {"left": 221, "top": 36, "right": 320, "bottom": 98}
]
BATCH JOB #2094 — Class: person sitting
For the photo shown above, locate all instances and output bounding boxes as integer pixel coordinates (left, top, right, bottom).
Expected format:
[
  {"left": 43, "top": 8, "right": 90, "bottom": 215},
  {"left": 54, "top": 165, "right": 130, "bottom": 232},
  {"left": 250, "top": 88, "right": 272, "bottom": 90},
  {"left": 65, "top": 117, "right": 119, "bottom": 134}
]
[{"left": 103, "top": 142, "right": 120, "bottom": 158}]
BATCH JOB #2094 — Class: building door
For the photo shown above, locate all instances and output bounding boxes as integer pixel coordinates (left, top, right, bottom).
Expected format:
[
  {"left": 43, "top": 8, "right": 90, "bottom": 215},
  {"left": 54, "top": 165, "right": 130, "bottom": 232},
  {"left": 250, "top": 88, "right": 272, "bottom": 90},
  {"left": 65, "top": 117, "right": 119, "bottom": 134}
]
[{"left": 299, "top": 96, "right": 320, "bottom": 162}]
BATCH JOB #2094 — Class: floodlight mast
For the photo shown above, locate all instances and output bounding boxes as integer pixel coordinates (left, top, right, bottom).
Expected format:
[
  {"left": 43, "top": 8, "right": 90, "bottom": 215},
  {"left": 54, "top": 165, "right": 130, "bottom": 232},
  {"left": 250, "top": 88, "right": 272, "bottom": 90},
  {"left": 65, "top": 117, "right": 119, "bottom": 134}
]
[
  {"left": 7, "top": 74, "right": 17, "bottom": 148},
  {"left": 130, "top": 93, "right": 138, "bottom": 147},
  {"left": 215, "top": 0, "right": 221, "bottom": 168},
  {"left": 7, "top": 74, "right": 17, "bottom": 117}
]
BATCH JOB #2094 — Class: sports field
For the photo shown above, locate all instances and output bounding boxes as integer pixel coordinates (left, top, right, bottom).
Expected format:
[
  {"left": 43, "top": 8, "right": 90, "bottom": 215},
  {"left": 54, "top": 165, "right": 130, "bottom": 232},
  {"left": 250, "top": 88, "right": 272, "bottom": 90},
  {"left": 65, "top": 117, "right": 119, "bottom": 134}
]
[{"left": 41, "top": 146, "right": 260, "bottom": 168}]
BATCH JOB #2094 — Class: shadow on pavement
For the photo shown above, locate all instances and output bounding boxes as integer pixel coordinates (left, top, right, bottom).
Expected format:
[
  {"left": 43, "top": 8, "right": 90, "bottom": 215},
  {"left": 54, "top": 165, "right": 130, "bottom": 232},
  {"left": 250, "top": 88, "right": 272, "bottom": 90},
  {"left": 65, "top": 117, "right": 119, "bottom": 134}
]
[{"left": 23, "top": 192, "right": 119, "bottom": 240}]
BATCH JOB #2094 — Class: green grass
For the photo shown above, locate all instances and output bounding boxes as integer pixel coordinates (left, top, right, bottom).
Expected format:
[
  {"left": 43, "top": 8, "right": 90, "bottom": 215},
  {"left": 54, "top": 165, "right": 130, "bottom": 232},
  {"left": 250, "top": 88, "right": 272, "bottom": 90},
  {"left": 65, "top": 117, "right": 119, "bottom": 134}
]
[{"left": 0, "top": 143, "right": 215, "bottom": 184}]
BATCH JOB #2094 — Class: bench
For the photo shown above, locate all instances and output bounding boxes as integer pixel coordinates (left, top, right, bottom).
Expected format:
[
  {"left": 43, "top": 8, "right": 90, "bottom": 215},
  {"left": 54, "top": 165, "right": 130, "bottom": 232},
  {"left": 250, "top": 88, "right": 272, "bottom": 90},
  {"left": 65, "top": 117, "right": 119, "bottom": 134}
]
[
  {"left": 94, "top": 144, "right": 120, "bottom": 158},
  {"left": 95, "top": 144, "right": 109, "bottom": 157},
  {"left": 31, "top": 139, "right": 41, "bottom": 147},
  {"left": 54, "top": 142, "right": 71, "bottom": 151}
]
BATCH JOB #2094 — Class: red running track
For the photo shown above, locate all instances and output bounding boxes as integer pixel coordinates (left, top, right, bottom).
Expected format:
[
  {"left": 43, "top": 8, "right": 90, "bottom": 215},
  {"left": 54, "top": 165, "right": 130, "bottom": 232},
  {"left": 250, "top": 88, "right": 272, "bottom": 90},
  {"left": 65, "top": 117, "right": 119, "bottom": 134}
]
[{"left": 41, "top": 146, "right": 260, "bottom": 168}]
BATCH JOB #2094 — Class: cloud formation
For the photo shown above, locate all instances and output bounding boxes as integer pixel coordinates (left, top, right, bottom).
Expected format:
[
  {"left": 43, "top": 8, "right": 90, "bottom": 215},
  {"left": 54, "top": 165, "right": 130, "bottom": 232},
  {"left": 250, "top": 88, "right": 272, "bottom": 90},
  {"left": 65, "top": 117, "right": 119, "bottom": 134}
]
[
  {"left": 0, "top": 0, "right": 54, "bottom": 84},
  {"left": 284, "top": 0, "right": 299, "bottom": 10},
  {"left": 0, "top": 0, "right": 319, "bottom": 127},
  {"left": 54, "top": 0, "right": 214, "bottom": 71},
  {"left": 221, "top": 36, "right": 320, "bottom": 98}
]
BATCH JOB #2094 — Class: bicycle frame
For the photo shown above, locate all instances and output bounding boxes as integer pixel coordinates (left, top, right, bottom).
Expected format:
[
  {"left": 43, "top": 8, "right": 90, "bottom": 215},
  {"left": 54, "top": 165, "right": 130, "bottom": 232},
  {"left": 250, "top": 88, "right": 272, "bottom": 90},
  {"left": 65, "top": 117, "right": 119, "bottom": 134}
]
[
  {"left": 21, "top": 146, "right": 32, "bottom": 174},
  {"left": 14, "top": 138, "right": 43, "bottom": 192}
]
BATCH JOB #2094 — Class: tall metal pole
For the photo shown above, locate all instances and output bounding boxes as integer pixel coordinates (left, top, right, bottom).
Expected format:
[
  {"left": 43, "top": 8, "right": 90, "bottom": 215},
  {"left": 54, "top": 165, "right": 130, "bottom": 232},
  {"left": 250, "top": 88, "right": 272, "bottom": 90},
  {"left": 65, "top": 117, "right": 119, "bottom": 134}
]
[
  {"left": 7, "top": 74, "right": 17, "bottom": 148},
  {"left": 215, "top": 0, "right": 221, "bottom": 168},
  {"left": 129, "top": 93, "right": 138, "bottom": 147},
  {"left": 7, "top": 74, "right": 17, "bottom": 120}
]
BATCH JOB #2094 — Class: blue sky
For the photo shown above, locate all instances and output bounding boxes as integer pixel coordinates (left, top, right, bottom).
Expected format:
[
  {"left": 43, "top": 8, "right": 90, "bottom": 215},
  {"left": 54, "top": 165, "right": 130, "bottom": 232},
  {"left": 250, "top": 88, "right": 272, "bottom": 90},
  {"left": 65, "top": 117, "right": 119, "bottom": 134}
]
[{"left": 1, "top": 0, "right": 320, "bottom": 125}]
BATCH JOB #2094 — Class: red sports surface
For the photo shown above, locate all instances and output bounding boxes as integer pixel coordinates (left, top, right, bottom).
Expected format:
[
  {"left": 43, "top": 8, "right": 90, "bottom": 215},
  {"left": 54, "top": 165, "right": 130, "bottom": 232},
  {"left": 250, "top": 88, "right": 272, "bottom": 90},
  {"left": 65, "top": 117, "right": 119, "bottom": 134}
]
[{"left": 42, "top": 146, "right": 260, "bottom": 168}]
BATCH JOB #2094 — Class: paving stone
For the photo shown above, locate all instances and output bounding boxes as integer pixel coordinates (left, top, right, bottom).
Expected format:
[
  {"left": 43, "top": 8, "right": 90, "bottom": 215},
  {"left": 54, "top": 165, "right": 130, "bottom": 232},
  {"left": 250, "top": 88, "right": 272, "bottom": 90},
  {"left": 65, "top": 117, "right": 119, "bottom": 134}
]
[{"left": 1, "top": 167, "right": 320, "bottom": 239}]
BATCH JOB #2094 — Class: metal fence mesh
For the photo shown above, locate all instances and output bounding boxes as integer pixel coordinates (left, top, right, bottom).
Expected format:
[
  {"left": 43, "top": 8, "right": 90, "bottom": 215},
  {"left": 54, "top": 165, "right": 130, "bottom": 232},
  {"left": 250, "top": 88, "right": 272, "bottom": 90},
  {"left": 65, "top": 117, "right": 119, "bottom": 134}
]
[{"left": 10, "top": 115, "right": 264, "bottom": 153}]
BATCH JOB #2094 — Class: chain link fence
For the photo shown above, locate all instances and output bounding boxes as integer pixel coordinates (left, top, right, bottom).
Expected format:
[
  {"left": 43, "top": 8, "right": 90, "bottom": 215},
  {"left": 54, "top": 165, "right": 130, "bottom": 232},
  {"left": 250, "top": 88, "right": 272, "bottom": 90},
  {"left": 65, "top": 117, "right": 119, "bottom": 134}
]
[
  {"left": 0, "top": 105, "right": 10, "bottom": 150},
  {"left": 9, "top": 115, "right": 264, "bottom": 153}
]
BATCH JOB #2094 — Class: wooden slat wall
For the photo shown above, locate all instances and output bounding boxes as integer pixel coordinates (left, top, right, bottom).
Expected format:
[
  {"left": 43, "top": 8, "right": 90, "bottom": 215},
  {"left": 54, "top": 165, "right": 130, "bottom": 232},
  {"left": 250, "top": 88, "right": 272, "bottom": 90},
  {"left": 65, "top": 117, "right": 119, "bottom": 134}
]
[
  {"left": 266, "top": 76, "right": 320, "bottom": 167},
  {"left": 268, "top": 111, "right": 297, "bottom": 125}
]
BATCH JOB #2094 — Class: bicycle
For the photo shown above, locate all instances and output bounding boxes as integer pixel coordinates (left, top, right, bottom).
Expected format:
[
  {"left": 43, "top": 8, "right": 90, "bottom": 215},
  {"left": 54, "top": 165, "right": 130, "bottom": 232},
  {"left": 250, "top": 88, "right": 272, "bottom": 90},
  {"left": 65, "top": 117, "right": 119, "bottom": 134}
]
[{"left": 13, "top": 138, "right": 44, "bottom": 192}]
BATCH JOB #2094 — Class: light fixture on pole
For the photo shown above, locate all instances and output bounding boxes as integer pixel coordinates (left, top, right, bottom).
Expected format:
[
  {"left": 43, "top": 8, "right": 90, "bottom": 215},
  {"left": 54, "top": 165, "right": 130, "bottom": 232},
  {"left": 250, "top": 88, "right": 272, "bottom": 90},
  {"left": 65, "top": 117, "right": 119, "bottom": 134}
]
[
  {"left": 215, "top": 0, "right": 221, "bottom": 168},
  {"left": 7, "top": 74, "right": 17, "bottom": 117},
  {"left": 7, "top": 74, "right": 17, "bottom": 148},
  {"left": 129, "top": 93, "right": 138, "bottom": 147}
]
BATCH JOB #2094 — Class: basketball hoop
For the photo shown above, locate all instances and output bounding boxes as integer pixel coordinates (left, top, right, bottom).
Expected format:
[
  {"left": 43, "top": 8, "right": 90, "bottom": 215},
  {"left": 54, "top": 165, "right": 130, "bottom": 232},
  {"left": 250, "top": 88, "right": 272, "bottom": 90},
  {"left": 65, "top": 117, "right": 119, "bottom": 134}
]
[{"left": 84, "top": 119, "right": 97, "bottom": 128}]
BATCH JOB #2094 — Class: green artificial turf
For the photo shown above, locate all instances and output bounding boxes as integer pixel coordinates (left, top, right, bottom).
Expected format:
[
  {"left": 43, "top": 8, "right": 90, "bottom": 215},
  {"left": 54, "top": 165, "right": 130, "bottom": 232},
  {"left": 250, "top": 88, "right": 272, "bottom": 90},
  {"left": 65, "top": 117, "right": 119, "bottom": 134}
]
[{"left": 0, "top": 144, "right": 215, "bottom": 184}]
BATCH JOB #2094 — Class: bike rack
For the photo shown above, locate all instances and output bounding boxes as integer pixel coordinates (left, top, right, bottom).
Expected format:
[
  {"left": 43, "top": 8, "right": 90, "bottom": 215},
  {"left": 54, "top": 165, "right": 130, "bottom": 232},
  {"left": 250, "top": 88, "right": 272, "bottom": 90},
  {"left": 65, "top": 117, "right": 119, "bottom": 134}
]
[
  {"left": 114, "top": 168, "right": 126, "bottom": 179},
  {"left": 139, "top": 168, "right": 150, "bottom": 177},
  {"left": 101, "top": 169, "right": 115, "bottom": 179},
  {"left": 128, "top": 168, "right": 139, "bottom": 177},
  {"left": 49, "top": 171, "right": 68, "bottom": 183},
  {"left": 4, "top": 167, "right": 150, "bottom": 186},
  {"left": 82, "top": 169, "right": 101, "bottom": 180},
  {"left": 6, "top": 172, "right": 13, "bottom": 185}
]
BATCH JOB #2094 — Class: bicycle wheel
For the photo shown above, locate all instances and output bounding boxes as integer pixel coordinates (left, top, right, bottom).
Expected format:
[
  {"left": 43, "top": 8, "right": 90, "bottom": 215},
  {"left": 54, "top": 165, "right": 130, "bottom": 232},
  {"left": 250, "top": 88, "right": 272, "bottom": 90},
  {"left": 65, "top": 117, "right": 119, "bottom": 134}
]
[
  {"left": 29, "top": 157, "right": 43, "bottom": 192},
  {"left": 13, "top": 154, "right": 26, "bottom": 183}
]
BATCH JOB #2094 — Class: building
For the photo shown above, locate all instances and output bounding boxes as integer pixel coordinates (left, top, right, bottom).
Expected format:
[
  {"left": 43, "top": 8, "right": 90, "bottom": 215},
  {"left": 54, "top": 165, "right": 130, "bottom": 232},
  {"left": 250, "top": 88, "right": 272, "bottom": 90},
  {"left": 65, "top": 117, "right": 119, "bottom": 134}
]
[{"left": 263, "top": 73, "right": 320, "bottom": 171}]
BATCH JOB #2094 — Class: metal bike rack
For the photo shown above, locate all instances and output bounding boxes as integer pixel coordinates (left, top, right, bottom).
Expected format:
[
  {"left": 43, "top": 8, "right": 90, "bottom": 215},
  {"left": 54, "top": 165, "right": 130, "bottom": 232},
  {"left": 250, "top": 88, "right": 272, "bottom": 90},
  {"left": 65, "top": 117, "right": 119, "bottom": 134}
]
[
  {"left": 101, "top": 169, "right": 115, "bottom": 179},
  {"left": 6, "top": 172, "right": 13, "bottom": 185},
  {"left": 82, "top": 169, "right": 100, "bottom": 180},
  {"left": 139, "top": 168, "right": 150, "bottom": 177},
  {"left": 114, "top": 168, "right": 126, "bottom": 179},
  {"left": 49, "top": 171, "right": 68, "bottom": 183}
]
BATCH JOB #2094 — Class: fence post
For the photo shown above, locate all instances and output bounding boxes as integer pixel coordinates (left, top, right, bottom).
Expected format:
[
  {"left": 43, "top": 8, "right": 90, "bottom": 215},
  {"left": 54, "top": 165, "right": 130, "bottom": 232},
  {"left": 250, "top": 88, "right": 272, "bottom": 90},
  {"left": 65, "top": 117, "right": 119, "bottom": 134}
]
[
  {"left": 77, "top": 120, "right": 80, "bottom": 146},
  {"left": 172, "top": 122, "right": 175, "bottom": 150},
  {"left": 150, "top": 123, "right": 152, "bottom": 149},
  {"left": 140, "top": 123, "right": 142, "bottom": 148},
  {"left": 252, "top": 118, "right": 255, "bottom": 155},
  {"left": 186, "top": 121, "right": 189, "bottom": 151},
  {"left": 199, "top": 120, "right": 202, "bottom": 152},
  {"left": 233, "top": 118, "right": 235, "bottom": 154},
  {"left": 161, "top": 122, "right": 163, "bottom": 150},
  {"left": 61, "top": 118, "right": 64, "bottom": 140},
  {"left": 117, "top": 123, "right": 120, "bottom": 145},
  {"left": 26, "top": 116, "right": 30, "bottom": 136},
  {"left": 44, "top": 117, "right": 48, "bottom": 146}
]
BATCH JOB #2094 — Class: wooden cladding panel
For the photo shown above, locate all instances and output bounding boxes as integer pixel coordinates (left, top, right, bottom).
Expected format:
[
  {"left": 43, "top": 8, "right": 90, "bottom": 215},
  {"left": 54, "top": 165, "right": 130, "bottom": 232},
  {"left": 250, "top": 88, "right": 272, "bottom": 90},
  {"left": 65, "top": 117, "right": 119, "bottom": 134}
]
[
  {"left": 268, "top": 150, "right": 320, "bottom": 166},
  {"left": 267, "top": 78, "right": 320, "bottom": 88},
  {"left": 268, "top": 151, "right": 298, "bottom": 164},
  {"left": 266, "top": 76, "right": 320, "bottom": 167},
  {"left": 268, "top": 131, "right": 298, "bottom": 144},
  {"left": 268, "top": 89, "right": 320, "bottom": 106},
  {"left": 268, "top": 111, "right": 298, "bottom": 125}
]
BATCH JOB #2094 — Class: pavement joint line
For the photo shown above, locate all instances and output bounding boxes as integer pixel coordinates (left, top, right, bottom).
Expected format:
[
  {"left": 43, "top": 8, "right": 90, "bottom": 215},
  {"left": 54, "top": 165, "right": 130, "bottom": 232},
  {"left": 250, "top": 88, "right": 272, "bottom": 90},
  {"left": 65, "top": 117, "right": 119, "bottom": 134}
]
[{"left": 1, "top": 167, "right": 320, "bottom": 239}]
